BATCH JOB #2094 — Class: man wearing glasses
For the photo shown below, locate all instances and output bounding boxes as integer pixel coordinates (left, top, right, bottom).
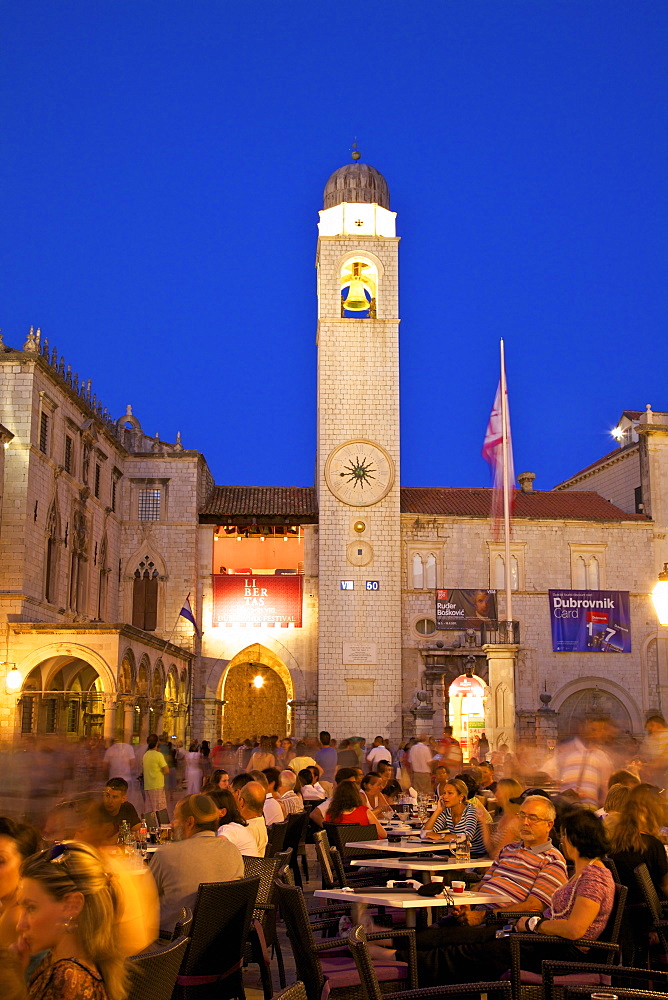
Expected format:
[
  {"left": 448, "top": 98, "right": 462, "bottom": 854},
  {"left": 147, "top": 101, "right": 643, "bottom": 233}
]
[{"left": 393, "top": 794, "right": 567, "bottom": 979}]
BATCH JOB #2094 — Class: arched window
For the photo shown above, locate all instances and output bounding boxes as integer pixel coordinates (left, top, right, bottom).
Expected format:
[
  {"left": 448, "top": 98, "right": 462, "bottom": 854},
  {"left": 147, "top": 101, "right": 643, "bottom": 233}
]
[
  {"left": 132, "top": 556, "right": 159, "bottom": 631},
  {"left": 45, "top": 503, "right": 59, "bottom": 604},
  {"left": 340, "top": 257, "right": 378, "bottom": 318},
  {"left": 574, "top": 556, "right": 587, "bottom": 589},
  {"left": 588, "top": 556, "right": 600, "bottom": 589},
  {"left": 425, "top": 554, "right": 437, "bottom": 589},
  {"left": 494, "top": 554, "right": 519, "bottom": 591},
  {"left": 412, "top": 553, "right": 424, "bottom": 589}
]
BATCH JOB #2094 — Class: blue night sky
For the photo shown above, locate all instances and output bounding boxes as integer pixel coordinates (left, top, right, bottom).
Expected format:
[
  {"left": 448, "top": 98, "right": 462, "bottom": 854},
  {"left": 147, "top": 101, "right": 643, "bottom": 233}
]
[{"left": 2, "top": 2, "right": 666, "bottom": 491}]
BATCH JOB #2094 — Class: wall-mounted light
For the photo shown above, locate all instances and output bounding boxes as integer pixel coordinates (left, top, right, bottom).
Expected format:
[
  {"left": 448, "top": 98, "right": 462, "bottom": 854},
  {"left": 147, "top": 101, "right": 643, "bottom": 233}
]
[
  {"left": 253, "top": 675, "right": 265, "bottom": 689},
  {"left": 4, "top": 664, "right": 21, "bottom": 694},
  {"left": 652, "top": 564, "right": 668, "bottom": 625}
]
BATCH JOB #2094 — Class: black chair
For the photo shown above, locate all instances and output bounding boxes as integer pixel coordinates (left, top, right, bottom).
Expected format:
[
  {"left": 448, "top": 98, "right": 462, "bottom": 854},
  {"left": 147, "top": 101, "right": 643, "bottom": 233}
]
[
  {"left": 323, "top": 822, "right": 383, "bottom": 862},
  {"left": 509, "top": 882, "right": 627, "bottom": 1000},
  {"left": 283, "top": 811, "right": 310, "bottom": 887},
  {"left": 157, "top": 807, "right": 170, "bottom": 825},
  {"left": 172, "top": 906, "right": 193, "bottom": 941},
  {"left": 243, "top": 854, "right": 288, "bottom": 995},
  {"left": 275, "top": 881, "right": 418, "bottom": 1000},
  {"left": 347, "top": 923, "right": 512, "bottom": 1000},
  {"left": 174, "top": 875, "right": 260, "bottom": 1000},
  {"left": 126, "top": 935, "right": 189, "bottom": 1000},
  {"left": 265, "top": 819, "right": 288, "bottom": 857},
  {"left": 142, "top": 810, "right": 157, "bottom": 828},
  {"left": 544, "top": 962, "right": 668, "bottom": 1000},
  {"left": 634, "top": 863, "right": 668, "bottom": 964}
]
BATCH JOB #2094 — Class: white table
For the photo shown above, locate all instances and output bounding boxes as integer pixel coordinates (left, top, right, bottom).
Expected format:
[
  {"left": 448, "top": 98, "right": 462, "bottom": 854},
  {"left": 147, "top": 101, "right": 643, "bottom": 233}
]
[
  {"left": 313, "top": 887, "right": 511, "bottom": 927},
  {"left": 346, "top": 838, "right": 457, "bottom": 854},
  {"left": 350, "top": 856, "right": 494, "bottom": 883}
]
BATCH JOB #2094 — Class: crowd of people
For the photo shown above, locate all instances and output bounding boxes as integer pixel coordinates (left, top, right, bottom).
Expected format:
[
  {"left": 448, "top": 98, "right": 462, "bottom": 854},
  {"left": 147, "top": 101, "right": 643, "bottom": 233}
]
[{"left": 0, "top": 715, "right": 666, "bottom": 998}]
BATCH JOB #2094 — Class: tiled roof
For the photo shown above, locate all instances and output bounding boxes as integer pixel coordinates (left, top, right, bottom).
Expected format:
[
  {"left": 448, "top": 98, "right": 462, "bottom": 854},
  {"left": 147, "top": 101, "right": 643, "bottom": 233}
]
[
  {"left": 200, "top": 486, "right": 318, "bottom": 522},
  {"left": 400, "top": 487, "right": 648, "bottom": 522},
  {"left": 553, "top": 441, "right": 638, "bottom": 486}
]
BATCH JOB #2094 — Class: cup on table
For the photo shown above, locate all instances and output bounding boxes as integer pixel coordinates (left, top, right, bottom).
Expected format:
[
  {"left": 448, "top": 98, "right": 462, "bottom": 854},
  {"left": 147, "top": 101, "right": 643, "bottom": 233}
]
[
  {"left": 159, "top": 825, "right": 172, "bottom": 843},
  {"left": 451, "top": 880, "right": 466, "bottom": 894}
]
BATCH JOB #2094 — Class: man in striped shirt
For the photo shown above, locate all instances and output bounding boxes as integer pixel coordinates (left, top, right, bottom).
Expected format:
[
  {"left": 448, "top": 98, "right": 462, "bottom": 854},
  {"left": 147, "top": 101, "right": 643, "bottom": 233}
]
[{"left": 394, "top": 794, "right": 566, "bottom": 973}]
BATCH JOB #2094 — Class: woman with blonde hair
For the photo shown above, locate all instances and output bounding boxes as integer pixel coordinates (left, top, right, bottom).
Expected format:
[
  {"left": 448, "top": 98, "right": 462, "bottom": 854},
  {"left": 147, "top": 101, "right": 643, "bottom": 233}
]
[
  {"left": 478, "top": 777, "right": 523, "bottom": 858},
  {"left": 15, "top": 842, "right": 127, "bottom": 1000}
]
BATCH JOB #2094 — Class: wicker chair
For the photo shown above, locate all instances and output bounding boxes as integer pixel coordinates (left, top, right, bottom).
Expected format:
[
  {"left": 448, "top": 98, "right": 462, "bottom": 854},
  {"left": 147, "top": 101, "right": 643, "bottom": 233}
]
[
  {"left": 126, "top": 935, "right": 189, "bottom": 1000},
  {"left": 347, "top": 924, "right": 513, "bottom": 1000},
  {"left": 508, "top": 882, "right": 627, "bottom": 1000},
  {"left": 243, "top": 855, "right": 288, "bottom": 994},
  {"left": 275, "top": 880, "right": 418, "bottom": 1000},
  {"left": 266, "top": 820, "right": 289, "bottom": 858},
  {"left": 323, "top": 822, "right": 383, "bottom": 862},
  {"left": 172, "top": 906, "right": 194, "bottom": 941},
  {"left": 634, "top": 862, "right": 668, "bottom": 962},
  {"left": 270, "top": 984, "right": 307, "bottom": 1000},
  {"left": 173, "top": 875, "right": 260, "bottom": 1000},
  {"left": 544, "top": 961, "right": 668, "bottom": 1000}
]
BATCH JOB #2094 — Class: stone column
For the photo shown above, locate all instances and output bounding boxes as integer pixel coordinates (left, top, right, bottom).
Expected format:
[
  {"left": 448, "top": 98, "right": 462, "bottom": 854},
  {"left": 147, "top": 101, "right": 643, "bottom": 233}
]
[
  {"left": 481, "top": 644, "right": 519, "bottom": 750},
  {"left": 123, "top": 702, "right": 135, "bottom": 743},
  {"left": 103, "top": 696, "right": 116, "bottom": 742}
]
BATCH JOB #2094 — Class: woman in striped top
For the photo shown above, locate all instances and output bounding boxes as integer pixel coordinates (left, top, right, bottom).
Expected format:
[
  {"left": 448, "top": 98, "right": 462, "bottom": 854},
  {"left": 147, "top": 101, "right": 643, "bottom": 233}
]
[{"left": 422, "top": 778, "right": 486, "bottom": 856}]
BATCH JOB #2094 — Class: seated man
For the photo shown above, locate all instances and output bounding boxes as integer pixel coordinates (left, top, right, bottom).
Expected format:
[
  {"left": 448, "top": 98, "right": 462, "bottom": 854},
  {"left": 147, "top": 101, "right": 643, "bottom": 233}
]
[
  {"left": 391, "top": 795, "right": 567, "bottom": 982},
  {"left": 276, "top": 769, "right": 304, "bottom": 816},
  {"left": 150, "top": 793, "right": 244, "bottom": 936},
  {"left": 261, "top": 767, "right": 285, "bottom": 826},
  {"left": 238, "top": 780, "right": 269, "bottom": 856},
  {"left": 103, "top": 777, "right": 141, "bottom": 833}
]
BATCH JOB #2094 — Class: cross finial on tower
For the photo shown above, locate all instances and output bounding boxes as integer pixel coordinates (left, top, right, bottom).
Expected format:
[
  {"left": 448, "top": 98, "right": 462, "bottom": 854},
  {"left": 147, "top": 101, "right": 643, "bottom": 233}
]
[{"left": 351, "top": 140, "right": 361, "bottom": 161}]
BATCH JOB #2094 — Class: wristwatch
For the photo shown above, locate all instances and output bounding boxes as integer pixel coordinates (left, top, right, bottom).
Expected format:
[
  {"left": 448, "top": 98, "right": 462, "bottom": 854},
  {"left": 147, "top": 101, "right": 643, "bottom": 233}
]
[{"left": 526, "top": 916, "right": 543, "bottom": 933}]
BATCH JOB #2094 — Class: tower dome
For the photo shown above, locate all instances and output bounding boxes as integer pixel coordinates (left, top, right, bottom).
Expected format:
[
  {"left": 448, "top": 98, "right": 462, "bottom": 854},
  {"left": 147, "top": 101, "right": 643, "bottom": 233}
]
[{"left": 323, "top": 161, "right": 390, "bottom": 210}]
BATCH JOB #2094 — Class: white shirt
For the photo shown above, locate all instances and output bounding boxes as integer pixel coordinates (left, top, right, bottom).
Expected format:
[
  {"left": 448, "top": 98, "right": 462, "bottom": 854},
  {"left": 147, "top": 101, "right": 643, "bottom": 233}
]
[
  {"left": 264, "top": 793, "right": 284, "bottom": 826},
  {"left": 217, "top": 822, "right": 260, "bottom": 857},
  {"left": 366, "top": 746, "right": 392, "bottom": 767},
  {"left": 409, "top": 741, "right": 433, "bottom": 773},
  {"left": 247, "top": 815, "right": 268, "bottom": 856},
  {"left": 104, "top": 742, "right": 136, "bottom": 782},
  {"left": 302, "top": 782, "right": 327, "bottom": 800}
]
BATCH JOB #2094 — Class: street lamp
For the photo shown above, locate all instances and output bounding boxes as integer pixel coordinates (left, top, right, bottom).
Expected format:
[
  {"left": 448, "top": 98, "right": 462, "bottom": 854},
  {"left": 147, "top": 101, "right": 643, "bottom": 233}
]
[
  {"left": 651, "top": 563, "right": 668, "bottom": 625},
  {"left": 4, "top": 665, "right": 21, "bottom": 694}
]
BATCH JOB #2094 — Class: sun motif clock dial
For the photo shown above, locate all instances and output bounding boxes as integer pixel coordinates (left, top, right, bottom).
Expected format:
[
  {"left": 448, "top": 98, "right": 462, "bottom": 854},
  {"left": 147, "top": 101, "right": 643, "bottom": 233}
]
[{"left": 324, "top": 439, "right": 395, "bottom": 507}]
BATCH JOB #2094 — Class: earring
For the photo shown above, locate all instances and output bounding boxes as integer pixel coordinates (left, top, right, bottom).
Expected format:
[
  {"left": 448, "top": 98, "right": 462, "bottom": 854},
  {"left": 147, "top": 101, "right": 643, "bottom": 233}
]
[{"left": 62, "top": 916, "right": 78, "bottom": 933}]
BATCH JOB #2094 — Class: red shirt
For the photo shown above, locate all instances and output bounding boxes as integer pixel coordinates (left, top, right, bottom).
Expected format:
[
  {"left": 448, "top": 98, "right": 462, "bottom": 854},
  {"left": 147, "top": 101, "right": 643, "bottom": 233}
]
[{"left": 325, "top": 805, "right": 371, "bottom": 825}]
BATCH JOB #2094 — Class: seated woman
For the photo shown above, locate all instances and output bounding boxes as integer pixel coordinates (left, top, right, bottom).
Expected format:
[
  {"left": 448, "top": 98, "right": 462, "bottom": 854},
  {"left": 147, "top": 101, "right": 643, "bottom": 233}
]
[
  {"left": 209, "top": 788, "right": 260, "bottom": 857},
  {"left": 361, "top": 772, "right": 390, "bottom": 816},
  {"left": 15, "top": 842, "right": 127, "bottom": 1000},
  {"left": 433, "top": 765, "right": 450, "bottom": 798},
  {"left": 398, "top": 806, "right": 615, "bottom": 986},
  {"left": 297, "top": 768, "right": 327, "bottom": 802},
  {"left": 422, "top": 778, "right": 486, "bottom": 857},
  {"left": 478, "top": 778, "right": 523, "bottom": 859},
  {"left": 600, "top": 782, "right": 630, "bottom": 832},
  {"left": 324, "top": 780, "right": 387, "bottom": 839}
]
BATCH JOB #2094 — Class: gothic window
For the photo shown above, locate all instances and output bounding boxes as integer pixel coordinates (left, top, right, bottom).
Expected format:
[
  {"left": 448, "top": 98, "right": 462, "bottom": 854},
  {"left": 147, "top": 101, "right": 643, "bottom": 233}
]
[
  {"left": 133, "top": 556, "right": 159, "bottom": 631},
  {"left": 570, "top": 545, "right": 606, "bottom": 590},
  {"left": 45, "top": 503, "right": 59, "bottom": 604},
  {"left": 68, "top": 505, "right": 88, "bottom": 613},
  {"left": 425, "top": 554, "right": 437, "bottom": 590},
  {"left": 94, "top": 464, "right": 101, "bottom": 498},
  {"left": 494, "top": 553, "right": 519, "bottom": 591},
  {"left": 412, "top": 553, "right": 424, "bottom": 589},
  {"left": 111, "top": 470, "right": 121, "bottom": 513}
]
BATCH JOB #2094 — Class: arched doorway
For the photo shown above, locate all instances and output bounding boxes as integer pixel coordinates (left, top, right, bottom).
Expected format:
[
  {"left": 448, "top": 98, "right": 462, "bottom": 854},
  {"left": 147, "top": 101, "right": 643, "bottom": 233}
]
[
  {"left": 448, "top": 673, "right": 487, "bottom": 761},
  {"left": 557, "top": 687, "right": 633, "bottom": 740},
  {"left": 221, "top": 644, "right": 294, "bottom": 741},
  {"left": 20, "top": 657, "right": 105, "bottom": 739}
]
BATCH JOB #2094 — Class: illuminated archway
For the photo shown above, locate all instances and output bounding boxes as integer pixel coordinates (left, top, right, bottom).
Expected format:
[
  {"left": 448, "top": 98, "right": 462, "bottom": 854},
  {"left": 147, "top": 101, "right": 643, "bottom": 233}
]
[{"left": 220, "top": 644, "right": 294, "bottom": 741}]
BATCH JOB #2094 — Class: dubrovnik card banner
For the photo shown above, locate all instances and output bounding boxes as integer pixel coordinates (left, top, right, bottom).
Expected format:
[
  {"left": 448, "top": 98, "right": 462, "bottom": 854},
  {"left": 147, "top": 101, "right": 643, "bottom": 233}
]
[
  {"left": 213, "top": 574, "right": 303, "bottom": 627},
  {"left": 436, "top": 589, "right": 497, "bottom": 630},
  {"left": 548, "top": 590, "right": 631, "bottom": 653}
]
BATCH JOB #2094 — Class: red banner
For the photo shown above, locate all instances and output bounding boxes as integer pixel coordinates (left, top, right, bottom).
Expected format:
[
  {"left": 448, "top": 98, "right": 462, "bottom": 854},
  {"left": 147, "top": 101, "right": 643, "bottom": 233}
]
[{"left": 212, "top": 574, "right": 303, "bottom": 627}]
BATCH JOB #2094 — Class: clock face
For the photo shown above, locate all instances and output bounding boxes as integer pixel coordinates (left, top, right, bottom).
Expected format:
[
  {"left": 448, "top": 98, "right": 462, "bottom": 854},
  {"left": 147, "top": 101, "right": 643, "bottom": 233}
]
[{"left": 324, "top": 439, "right": 395, "bottom": 507}]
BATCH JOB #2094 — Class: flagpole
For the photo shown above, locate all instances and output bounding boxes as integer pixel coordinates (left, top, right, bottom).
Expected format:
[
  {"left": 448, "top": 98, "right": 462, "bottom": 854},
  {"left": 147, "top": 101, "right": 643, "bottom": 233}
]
[
  {"left": 500, "top": 340, "right": 513, "bottom": 630},
  {"left": 160, "top": 593, "right": 190, "bottom": 658}
]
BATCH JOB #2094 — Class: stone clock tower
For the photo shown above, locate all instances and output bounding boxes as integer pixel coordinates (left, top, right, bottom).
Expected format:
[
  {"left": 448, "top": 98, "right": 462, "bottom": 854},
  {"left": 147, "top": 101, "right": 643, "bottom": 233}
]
[{"left": 316, "top": 152, "right": 402, "bottom": 740}]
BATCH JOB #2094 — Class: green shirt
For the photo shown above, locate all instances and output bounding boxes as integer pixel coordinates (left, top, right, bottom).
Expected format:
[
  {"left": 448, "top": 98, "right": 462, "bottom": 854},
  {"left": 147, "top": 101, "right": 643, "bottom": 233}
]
[{"left": 143, "top": 748, "right": 168, "bottom": 790}]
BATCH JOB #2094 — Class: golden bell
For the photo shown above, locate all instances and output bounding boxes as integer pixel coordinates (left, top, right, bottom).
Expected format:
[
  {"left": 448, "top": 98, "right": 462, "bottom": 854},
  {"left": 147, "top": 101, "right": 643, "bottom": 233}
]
[{"left": 344, "top": 277, "right": 369, "bottom": 311}]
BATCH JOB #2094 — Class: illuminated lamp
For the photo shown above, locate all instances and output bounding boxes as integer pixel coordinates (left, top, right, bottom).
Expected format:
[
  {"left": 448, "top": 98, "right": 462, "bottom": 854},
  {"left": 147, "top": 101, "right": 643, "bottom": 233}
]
[
  {"left": 237, "top": 536, "right": 242, "bottom": 541},
  {"left": 260, "top": 536, "right": 265, "bottom": 542},
  {"left": 611, "top": 426, "right": 623, "bottom": 441},
  {"left": 652, "top": 563, "right": 668, "bottom": 625},
  {"left": 5, "top": 665, "right": 21, "bottom": 694},
  {"left": 283, "top": 535, "right": 288, "bottom": 541},
  {"left": 448, "top": 674, "right": 485, "bottom": 697},
  {"left": 253, "top": 675, "right": 265, "bottom": 689}
]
